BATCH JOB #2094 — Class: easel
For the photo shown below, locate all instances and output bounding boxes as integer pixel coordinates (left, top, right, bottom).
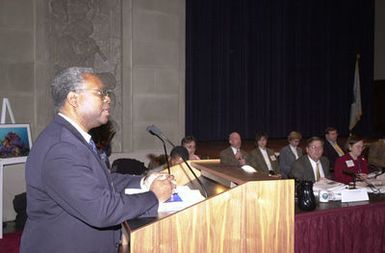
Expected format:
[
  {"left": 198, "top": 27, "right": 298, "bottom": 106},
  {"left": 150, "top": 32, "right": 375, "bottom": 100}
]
[
  {"left": 0, "top": 98, "right": 21, "bottom": 239},
  {"left": 1, "top": 98, "right": 15, "bottom": 124}
]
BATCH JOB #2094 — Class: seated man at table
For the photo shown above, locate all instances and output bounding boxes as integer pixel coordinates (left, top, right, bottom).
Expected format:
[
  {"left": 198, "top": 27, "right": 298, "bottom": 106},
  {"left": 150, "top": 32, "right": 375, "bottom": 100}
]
[
  {"left": 289, "top": 137, "right": 330, "bottom": 182},
  {"left": 323, "top": 127, "right": 345, "bottom": 175},
  {"left": 247, "top": 132, "right": 280, "bottom": 176},
  {"left": 220, "top": 132, "right": 248, "bottom": 166},
  {"left": 368, "top": 137, "right": 385, "bottom": 169}
]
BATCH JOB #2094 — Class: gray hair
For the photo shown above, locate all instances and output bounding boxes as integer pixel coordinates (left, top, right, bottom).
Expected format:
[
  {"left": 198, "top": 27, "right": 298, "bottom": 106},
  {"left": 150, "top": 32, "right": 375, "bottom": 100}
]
[{"left": 51, "top": 67, "right": 95, "bottom": 109}]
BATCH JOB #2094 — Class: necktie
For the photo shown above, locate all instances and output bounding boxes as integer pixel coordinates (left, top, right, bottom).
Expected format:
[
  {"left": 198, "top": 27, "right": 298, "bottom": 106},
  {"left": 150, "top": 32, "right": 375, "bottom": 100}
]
[
  {"left": 88, "top": 139, "right": 110, "bottom": 171},
  {"left": 315, "top": 162, "right": 321, "bottom": 181},
  {"left": 334, "top": 143, "right": 344, "bottom": 156},
  {"left": 89, "top": 139, "right": 99, "bottom": 156}
]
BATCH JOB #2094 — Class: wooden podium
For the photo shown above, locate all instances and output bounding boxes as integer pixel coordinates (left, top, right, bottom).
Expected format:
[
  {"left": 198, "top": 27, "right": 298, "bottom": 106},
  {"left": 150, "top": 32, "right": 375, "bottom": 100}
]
[{"left": 127, "top": 179, "right": 294, "bottom": 252}]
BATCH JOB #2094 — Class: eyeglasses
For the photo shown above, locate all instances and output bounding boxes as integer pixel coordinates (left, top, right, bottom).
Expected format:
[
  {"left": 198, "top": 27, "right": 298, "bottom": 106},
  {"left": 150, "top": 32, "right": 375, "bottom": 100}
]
[
  {"left": 308, "top": 145, "right": 323, "bottom": 150},
  {"left": 75, "top": 88, "right": 113, "bottom": 100}
]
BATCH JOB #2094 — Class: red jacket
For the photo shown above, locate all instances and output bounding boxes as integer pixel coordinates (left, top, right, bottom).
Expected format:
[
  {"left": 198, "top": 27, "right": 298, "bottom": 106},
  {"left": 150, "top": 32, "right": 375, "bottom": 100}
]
[{"left": 334, "top": 153, "right": 368, "bottom": 184}]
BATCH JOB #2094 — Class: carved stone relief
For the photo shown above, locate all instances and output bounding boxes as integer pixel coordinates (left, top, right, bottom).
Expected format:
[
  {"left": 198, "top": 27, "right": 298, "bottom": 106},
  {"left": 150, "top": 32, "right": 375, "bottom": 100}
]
[{"left": 48, "top": 0, "right": 122, "bottom": 151}]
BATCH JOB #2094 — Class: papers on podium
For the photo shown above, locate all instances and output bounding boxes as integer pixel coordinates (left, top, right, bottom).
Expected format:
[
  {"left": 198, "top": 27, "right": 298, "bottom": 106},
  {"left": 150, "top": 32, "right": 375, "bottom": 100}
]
[{"left": 125, "top": 185, "right": 205, "bottom": 214}]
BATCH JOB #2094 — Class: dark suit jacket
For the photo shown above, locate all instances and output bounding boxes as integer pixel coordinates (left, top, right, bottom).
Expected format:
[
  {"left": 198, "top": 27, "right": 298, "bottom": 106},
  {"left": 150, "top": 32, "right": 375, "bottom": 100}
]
[
  {"left": 323, "top": 140, "right": 344, "bottom": 170},
  {"left": 279, "top": 145, "right": 303, "bottom": 178},
  {"left": 288, "top": 155, "right": 331, "bottom": 182},
  {"left": 21, "top": 115, "right": 159, "bottom": 253},
  {"left": 220, "top": 147, "right": 248, "bottom": 166},
  {"left": 247, "top": 148, "right": 280, "bottom": 175}
]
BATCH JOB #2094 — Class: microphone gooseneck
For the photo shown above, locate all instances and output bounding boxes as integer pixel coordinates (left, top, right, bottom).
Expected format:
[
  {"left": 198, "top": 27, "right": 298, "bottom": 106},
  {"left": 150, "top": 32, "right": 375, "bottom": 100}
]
[
  {"left": 146, "top": 125, "right": 208, "bottom": 198},
  {"left": 343, "top": 169, "right": 357, "bottom": 189},
  {"left": 181, "top": 156, "right": 208, "bottom": 198},
  {"left": 146, "top": 125, "right": 175, "bottom": 148},
  {"left": 147, "top": 125, "right": 171, "bottom": 174}
]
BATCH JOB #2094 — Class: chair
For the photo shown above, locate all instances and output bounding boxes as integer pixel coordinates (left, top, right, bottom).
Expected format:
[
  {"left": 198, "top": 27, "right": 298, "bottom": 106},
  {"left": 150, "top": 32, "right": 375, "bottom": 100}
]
[{"left": 111, "top": 158, "right": 148, "bottom": 175}]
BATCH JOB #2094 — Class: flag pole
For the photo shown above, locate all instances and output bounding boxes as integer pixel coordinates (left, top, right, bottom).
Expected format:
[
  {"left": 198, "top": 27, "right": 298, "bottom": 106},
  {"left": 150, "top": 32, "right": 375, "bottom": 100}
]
[{"left": 349, "top": 53, "right": 362, "bottom": 135}]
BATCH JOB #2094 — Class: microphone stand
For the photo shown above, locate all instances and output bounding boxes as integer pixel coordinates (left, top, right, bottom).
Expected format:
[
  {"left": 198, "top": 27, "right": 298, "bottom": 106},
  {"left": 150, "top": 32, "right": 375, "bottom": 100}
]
[
  {"left": 343, "top": 170, "right": 357, "bottom": 189},
  {"left": 158, "top": 134, "right": 208, "bottom": 198},
  {"left": 152, "top": 134, "right": 171, "bottom": 174},
  {"left": 162, "top": 142, "right": 171, "bottom": 175},
  {"left": 180, "top": 156, "right": 208, "bottom": 198},
  {"left": 351, "top": 174, "right": 357, "bottom": 189},
  {"left": 154, "top": 131, "right": 208, "bottom": 198}
]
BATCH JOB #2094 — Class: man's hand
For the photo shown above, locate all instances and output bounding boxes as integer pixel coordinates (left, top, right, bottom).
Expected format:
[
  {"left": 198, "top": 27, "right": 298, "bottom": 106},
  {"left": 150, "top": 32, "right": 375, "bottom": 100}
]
[
  {"left": 235, "top": 150, "right": 243, "bottom": 160},
  {"left": 239, "top": 158, "right": 246, "bottom": 166},
  {"left": 150, "top": 175, "right": 175, "bottom": 203}
]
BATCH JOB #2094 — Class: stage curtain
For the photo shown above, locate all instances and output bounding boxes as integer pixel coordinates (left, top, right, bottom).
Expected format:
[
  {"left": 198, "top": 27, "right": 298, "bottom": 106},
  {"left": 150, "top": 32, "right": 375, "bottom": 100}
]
[{"left": 186, "top": 0, "right": 374, "bottom": 141}]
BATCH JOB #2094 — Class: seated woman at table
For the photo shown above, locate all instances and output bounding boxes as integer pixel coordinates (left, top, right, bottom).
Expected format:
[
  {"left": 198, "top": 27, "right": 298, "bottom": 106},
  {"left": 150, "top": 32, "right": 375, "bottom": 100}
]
[
  {"left": 279, "top": 131, "right": 303, "bottom": 178},
  {"left": 334, "top": 135, "right": 368, "bottom": 185},
  {"left": 181, "top": 136, "right": 200, "bottom": 160}
]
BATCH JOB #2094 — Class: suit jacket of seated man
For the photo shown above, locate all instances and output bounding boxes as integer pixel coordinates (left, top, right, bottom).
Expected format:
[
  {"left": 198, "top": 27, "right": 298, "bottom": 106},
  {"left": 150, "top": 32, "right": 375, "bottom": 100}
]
[
  {"left": 368, "top": 139, "right": 385, "bottom": 168},
  {"left": 21, "top": 115, "right": 159, "bottom": 253},
  {"left": 323, "top": 139, "right": 344, "bottom": 171},
  {"left": 279, "top": 145, "right": 303, "bottom": 178},
  {"left": 220, "top": 146, "right": 248, "bottom": 166},
  {"left": 247, "top": 147, "right": 280, "bottom": 175},
  {"left": 288, "top": 155, "right": 331, "bottom": 182}
]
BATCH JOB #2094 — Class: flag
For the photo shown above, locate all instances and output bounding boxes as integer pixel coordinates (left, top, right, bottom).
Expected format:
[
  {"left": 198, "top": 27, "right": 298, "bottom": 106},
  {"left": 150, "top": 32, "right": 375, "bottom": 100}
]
[{"left": 349, "top": 55, "right": 362, "bottom": 131}]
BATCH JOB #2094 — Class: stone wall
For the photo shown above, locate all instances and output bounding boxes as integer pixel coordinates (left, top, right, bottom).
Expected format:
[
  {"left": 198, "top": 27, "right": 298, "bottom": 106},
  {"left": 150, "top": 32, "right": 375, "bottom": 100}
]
[{"left": 0, "top": 0, "right": 185, "bottom": 221}]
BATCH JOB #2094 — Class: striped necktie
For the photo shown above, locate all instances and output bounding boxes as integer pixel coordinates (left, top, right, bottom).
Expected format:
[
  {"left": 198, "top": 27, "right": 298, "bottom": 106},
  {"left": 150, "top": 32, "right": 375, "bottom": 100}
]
[
  {"left": 334, "top": 143, "right": 344, "bottom": 156},
  {"left": 89, "top": 139, "right": 99, "bottom": 156},
  {"left": 315, "top": 162, "right": 321, "bottom": 181}
]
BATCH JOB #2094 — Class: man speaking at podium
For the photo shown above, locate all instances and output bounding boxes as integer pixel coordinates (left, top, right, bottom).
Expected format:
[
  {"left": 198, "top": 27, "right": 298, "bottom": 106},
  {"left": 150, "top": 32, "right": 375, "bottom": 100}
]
[{"left": 20, "top": 67, "right": 174, "bottom": 253}]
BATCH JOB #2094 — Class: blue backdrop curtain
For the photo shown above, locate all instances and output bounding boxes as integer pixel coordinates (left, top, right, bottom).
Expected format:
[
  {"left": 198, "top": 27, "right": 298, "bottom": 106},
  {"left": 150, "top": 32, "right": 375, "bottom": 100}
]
[{"left": 186, "top": 0, "right": 374, "bottom": 141}]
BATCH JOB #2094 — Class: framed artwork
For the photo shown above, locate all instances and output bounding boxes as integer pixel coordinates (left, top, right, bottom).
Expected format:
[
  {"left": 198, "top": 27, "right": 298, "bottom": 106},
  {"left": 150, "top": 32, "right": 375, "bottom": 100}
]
[{"left": 0, "top": 124, "right": 32, "bottom": 165}]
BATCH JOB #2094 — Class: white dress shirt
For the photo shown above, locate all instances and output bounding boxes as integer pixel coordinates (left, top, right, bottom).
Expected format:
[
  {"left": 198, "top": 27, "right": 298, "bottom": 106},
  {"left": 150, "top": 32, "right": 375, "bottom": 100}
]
[
  {"left": 289, "top": 145, "right": 299, "bottom": 159},
  {"left": 259, "top": 147, "right": 273, "bottom": 171},
  {"left": 58, "top": 113, "right": 91, "bottom": 143},
  {"left": 231, "top": 146, "right": 238, "bottom": 155}
]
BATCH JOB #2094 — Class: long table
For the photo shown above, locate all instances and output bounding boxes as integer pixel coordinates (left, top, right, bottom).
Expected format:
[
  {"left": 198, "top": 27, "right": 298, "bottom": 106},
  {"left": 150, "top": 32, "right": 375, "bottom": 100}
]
[
  {"left": 192, "top": 160, "right": 385, "bottom": 253},
  {"left": 295, "top": 195, "right": 385, "bottom": 253},
  {"left": 123, "top": 161, "right": 385, "bottom": 253}
]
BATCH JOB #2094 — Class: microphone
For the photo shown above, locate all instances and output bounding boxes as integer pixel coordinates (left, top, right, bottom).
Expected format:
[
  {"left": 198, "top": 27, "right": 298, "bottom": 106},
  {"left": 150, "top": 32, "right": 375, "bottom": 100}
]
[
  {"left": 146, "top": 125, "right": 172, "bottom": 174},
  {"left": 170, "top": 146, "right": 208, "bottom": 198},
  {"left": 342, "top": 169, "right": 356, "bottom": 177},
  {"left": 146, "top": 125, "right": 163, "bottom": 137},
  {"left": 146, "top": 125, "right": 175, "bottom": 147},
  {"left": 146, "top": 125, "right": 208, "bottom": 198},
  {"left": 343, "top": 169, "right": 357, "bottom": 189}
]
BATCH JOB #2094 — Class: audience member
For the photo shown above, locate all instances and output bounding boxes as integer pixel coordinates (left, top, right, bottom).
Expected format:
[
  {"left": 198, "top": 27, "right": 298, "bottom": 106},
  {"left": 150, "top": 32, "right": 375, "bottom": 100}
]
[
  {"left": 181, "top": 136, "right": 200, "bottom": 160},
  {"left": 147, "top": 146, "right": 189, "bottom": 173},
  {"left": 247, "top": 132, "right": 280, "bottom": 176},
  {"left": 334, "top": 135, "right": 368, "bottom": 185},
  {"left": 289, "top": 137, "right": 330, "bottom": 182},
  {"left": 169, "top": 146, "right": 190, "bottom": 166},
  {"left": 220, "top": 132, "right": 247, "bottom": 166},
  {"left": 20, "top": 67, "right": 174, "bottom": 252},
  {"left": 368, "top": 137, "right": 385, "bottom": 169},
  {"left": 323, "top": 127, "right": 345, "bottom": 173},
  {"left": 279, "top": 131, "right": 303, "bottom": 178}
]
